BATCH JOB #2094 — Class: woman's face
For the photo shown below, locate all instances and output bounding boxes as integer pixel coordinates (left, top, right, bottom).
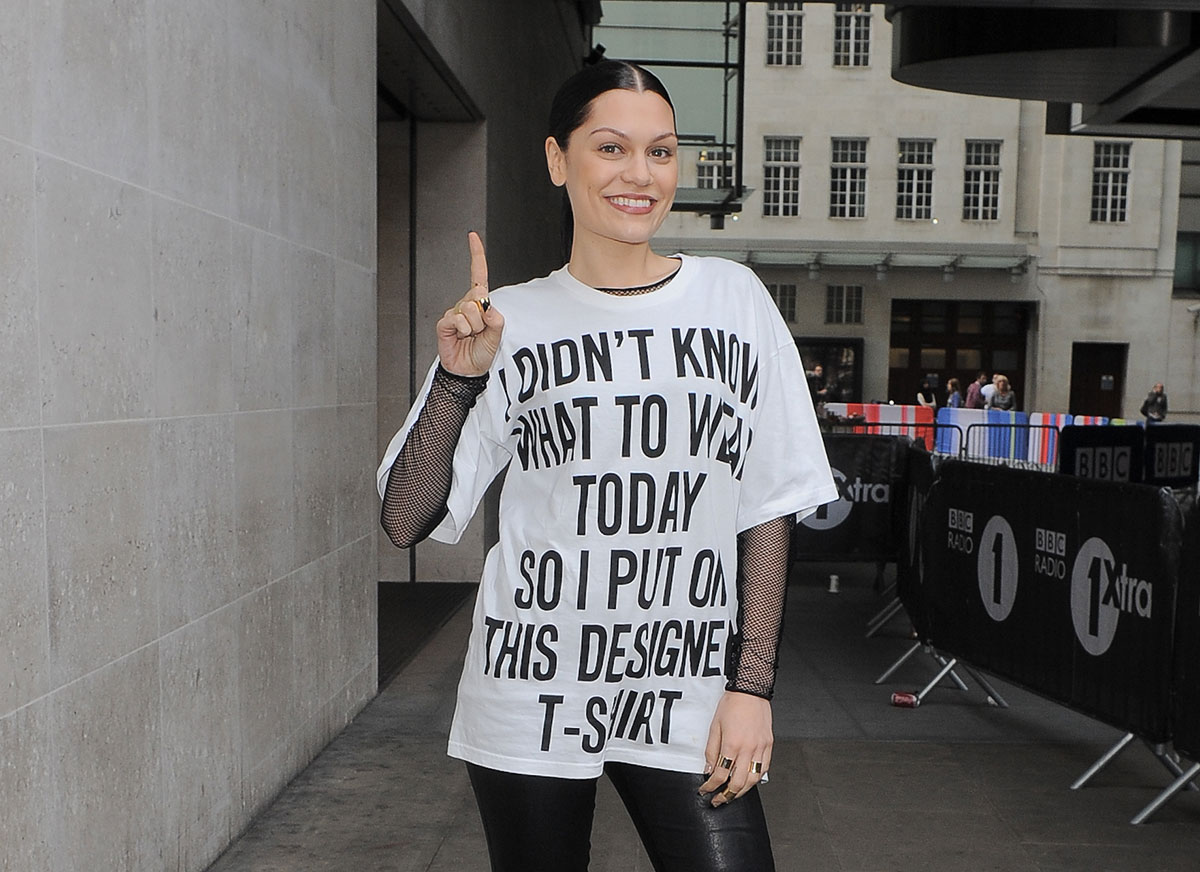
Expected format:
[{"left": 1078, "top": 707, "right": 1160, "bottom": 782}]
[{"left": 546, "top": 88, "right": 678, "bottom": 250}]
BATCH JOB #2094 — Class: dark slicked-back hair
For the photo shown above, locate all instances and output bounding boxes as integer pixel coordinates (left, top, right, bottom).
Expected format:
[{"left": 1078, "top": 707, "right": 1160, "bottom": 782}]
[{"left": 547, "top": 61, "right": 675, "bottom": 260}]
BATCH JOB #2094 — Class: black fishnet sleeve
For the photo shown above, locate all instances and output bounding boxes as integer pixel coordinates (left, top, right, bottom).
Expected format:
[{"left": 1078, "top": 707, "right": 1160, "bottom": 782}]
[
  {"left": 380, "top": 366, "right": 489, "bottom": 549},
  {"left": 725, "top": 515, "right": 795, "bottom": 700}
]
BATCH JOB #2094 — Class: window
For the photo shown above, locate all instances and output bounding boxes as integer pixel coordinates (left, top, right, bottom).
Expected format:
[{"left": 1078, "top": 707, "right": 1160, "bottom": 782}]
[
  {"left": 829, "top": 137, "right": 867, "bottom": 218},
  {"left": 956, "top": 302, "right": 982, "bottom": 333},
  {"left": 833, "top": 3, "right": 871, "bottom": 67},
  {"left": 956, "top": 348, "right": 982, "bottom": 370},
  {"left": 962, "top": 139, "right": 1001, "bottom": 221},
  {"left": 920, "top": 348, "right": 947, "bottom": 369},
  {"left": 697, "top": 148, "right": 735, "bottom": 189},
  {"left": 826, "top": 285, "right": 863, "bottom": 324},
  {"left": 766, "top": 2, "right": 803, "bottom": 66},
  {"left": 763, "top": 137, "right": 802, "bottom": 217},
  {"left": 1177, "top": 232, "right": 1200, "bottom": 292},
  {"left": 896, "top": 139, "right": 934, "bottom": 220},
  {"left": 1091, "top": 141, "right": 1131, "bottom": 222},
  {"left": 766, "top": 282, "right": 797, "bottom": 322}
]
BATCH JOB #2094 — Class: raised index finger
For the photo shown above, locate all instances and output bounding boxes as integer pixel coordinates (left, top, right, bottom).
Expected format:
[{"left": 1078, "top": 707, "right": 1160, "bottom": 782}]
[{"left": 468, "top": 231, "right": 489, "bottom": 291}]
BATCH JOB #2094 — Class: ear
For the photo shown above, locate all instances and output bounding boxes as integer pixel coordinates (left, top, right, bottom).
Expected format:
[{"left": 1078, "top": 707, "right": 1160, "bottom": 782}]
[{"left": 545, "top": 136, "right": 567, "bottom": 187}]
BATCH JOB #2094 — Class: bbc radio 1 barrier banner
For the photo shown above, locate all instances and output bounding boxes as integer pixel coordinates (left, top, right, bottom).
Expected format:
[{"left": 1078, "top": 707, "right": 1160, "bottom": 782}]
[
  {"left": 1172, "top": 497, "right": 1200, "bottom": 760},
  {"left": 922, "top": 461, "right": 1181, "bottom": 740},
  {"left": 792, "top": 435, "right": 908, "bottom": 562}
]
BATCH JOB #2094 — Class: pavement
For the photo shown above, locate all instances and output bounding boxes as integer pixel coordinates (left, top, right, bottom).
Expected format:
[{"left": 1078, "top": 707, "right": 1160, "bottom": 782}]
[{"left": 206, "top": 561, "right": 1200, "bottom": 871}]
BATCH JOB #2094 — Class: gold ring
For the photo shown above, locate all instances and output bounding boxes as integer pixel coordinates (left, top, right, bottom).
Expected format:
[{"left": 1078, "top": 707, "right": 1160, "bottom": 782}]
[
  {"left": 717, "top": 756, "right": 734, "bottom": 770},
  {"left": 749, "top": 761, "right": 763, "bottom": 774},
  {"left": 720, "top": 787, "right": 737, "bottom": 801}
]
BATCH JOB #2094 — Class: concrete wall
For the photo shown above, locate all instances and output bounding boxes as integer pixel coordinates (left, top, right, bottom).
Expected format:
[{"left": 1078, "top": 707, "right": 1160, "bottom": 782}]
[
  {"left": 375, "top": 0, "right": 591, "bottom": 583},
  {"left": 0, "top": 2, "right": 378, "bottom": 870}
]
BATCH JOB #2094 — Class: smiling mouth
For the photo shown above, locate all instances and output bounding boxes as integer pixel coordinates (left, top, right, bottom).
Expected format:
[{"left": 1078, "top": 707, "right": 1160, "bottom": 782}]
[{"left": 607, "top": 195, "right": 656, "bottom": 213}]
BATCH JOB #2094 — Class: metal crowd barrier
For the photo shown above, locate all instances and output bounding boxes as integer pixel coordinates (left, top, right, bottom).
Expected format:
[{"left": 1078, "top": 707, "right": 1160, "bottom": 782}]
[
  {"left": 805, "top": 427, "right": 1200, "bottom": 823},
  {"left": 894, "top": 457, "right": 1200, "bottom": 823},
  {"left": 828, "top": 420, "right": 1064, "bottom": 472}
]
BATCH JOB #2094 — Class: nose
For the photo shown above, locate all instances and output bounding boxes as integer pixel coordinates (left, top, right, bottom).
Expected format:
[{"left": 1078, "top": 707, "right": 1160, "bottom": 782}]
[{"left": 622, "top": 152, "right": 652, "bottom": 186}]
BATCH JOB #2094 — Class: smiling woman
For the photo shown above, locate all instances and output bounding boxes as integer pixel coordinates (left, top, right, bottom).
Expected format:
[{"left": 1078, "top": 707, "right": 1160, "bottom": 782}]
[{"left": 376, "top": 59, "right": 838, "bottom": 872}]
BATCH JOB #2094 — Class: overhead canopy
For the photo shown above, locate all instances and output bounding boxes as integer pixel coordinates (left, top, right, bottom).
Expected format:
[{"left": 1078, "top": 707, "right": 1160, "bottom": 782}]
[
  {"left": 887, "top": 1, "right": 1200, "bottom": 140},
  {"left": 652, "top": 237, "right": 1032, "bottom": 273}
]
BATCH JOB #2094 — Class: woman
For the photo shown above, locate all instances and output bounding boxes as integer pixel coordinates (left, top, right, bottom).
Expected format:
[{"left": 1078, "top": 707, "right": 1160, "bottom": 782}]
[
  {"left": 916, "top": 378, "right": 937, "bottom": 409},
  {"left": 986, "top": 375, "right": 1016, "bottom": 411},
  {"left": 945, "top": 377, "right": 963, "bottom": 409},
  {"left": 377, "top": 61, "right": 836, "bottom": 872}
]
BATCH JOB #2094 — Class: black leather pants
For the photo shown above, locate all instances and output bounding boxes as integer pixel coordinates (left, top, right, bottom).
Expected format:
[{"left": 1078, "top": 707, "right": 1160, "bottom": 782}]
[{"left": 466, "top": 761, "right": 776, "bottom": 872}]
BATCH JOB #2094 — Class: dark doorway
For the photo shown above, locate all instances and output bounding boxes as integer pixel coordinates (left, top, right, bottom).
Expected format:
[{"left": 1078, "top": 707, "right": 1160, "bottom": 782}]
[
  {"left": 888, "top": 300, "right": 1031, "bottom": 407},
  {"left": 1069, "top": 342, "right": 1128, "bottom": 419},
  {"left": 796, "top": 338, "right": 864, "bottom": 404}
]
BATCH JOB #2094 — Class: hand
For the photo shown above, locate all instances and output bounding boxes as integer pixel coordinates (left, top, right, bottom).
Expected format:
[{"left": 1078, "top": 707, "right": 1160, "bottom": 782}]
[
  {"left": 437, "top": 232, "right": 504, "bottom": 377},
  {"left": 698, "top": 691, "right": 773, "bottom": 807}
]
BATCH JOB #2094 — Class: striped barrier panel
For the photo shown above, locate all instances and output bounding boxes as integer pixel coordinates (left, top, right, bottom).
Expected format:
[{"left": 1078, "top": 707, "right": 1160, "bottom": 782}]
[
  {"left": 1026, "top": 412, "right": 1072, "bottom": 466},
  {"left": 824, "top": 403, "right": 935, "bottom": 441},
  {"left": 936, "top": 408, "right": 985, "bottom": 456},
  {"left": 937, "top": 407, "right": 1030, "bottom": 461},
  {"left": 982, "top": 409, "right": 1029, "bottom": 461}
]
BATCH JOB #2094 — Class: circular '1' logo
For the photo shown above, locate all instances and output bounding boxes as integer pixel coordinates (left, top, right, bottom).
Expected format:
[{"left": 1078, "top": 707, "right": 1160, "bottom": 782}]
[
  {"left": 976, "top": 515, "right": 1018, "bottom": 621},
  {"left": 801, "top": 467, "right": 853, "bottom": 530},
  {"left": 1070, "top": 537, "right": 1118, "bottom": 656}
]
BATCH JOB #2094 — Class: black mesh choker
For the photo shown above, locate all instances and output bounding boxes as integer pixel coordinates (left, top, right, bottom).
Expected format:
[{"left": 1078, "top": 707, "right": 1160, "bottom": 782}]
[{"left": 595, "top": 261, "right": 682, "bottom": 296}]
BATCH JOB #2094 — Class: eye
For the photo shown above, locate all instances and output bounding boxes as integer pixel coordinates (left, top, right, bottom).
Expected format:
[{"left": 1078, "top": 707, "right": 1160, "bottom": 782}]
[
  {"left": 649, "top": 146, "right": 675, "bottom": 160},
  {"left": 599, "top": 143, "right": 623, "bottom": 155}
]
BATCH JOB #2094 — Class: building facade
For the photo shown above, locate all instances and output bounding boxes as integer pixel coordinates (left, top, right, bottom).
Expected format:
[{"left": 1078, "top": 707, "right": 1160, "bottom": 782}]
[{"left": 651, "top": 2, "right": 1185, "bottom": 421}]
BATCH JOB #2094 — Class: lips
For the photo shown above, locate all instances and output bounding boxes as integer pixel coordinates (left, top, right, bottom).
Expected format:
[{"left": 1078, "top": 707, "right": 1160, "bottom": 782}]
[{"left": 607, "top": 194, "right": 657, "bottom": 214}]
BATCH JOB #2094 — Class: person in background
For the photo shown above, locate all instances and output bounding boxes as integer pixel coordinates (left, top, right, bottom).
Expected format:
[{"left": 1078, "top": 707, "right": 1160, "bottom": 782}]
[
  {"left": 986, "top": 375, "right": 1016, "bottom": 411},
  {"left": 1140, "top": 382, "right": 1168, "bottom": 423},
  {"left": 945, "top": 377, "right": 963, "bottom": 409},
  {"left": 980, "top": 372, "right": 1004, "bottom": 406},
  {"left": 964, "top": 372, "right": 987, "bottom": 409},
  {"left": 807, "top": 364, "right": 829, "bottom": 405},
  {"left": 916, "top": 378, "right": 937, "bottom": 409}
]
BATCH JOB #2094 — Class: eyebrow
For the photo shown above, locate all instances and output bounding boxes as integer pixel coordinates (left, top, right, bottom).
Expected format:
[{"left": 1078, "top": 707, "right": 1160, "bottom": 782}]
[{"left": 589, "top": 127, "right": 678, "bottom": 143}]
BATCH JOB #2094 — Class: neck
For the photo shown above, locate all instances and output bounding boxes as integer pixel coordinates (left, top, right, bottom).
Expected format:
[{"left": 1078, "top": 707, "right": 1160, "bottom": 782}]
[{"left": 567, "top": 234, "right": 676, "bottom": 289}]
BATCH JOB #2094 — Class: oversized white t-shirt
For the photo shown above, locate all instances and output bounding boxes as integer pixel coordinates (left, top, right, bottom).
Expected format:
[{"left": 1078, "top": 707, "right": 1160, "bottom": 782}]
[{"left": 377, "top": 254, "right": 837, "bottom": 778}]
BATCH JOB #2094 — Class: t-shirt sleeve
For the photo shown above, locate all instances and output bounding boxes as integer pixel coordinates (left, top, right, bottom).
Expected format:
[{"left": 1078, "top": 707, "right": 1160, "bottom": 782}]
[
  {"left": 377, "top": 358, "right": 512, "bottom": 544},
  {"left": 735, "top": 306, "right": 839, "bottom": 532}
]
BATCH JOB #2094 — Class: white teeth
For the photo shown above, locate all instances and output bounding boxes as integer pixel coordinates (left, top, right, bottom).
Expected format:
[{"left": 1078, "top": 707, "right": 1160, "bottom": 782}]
[{"left": 611, "top": 196, "right": 653, "bottom": 208}]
